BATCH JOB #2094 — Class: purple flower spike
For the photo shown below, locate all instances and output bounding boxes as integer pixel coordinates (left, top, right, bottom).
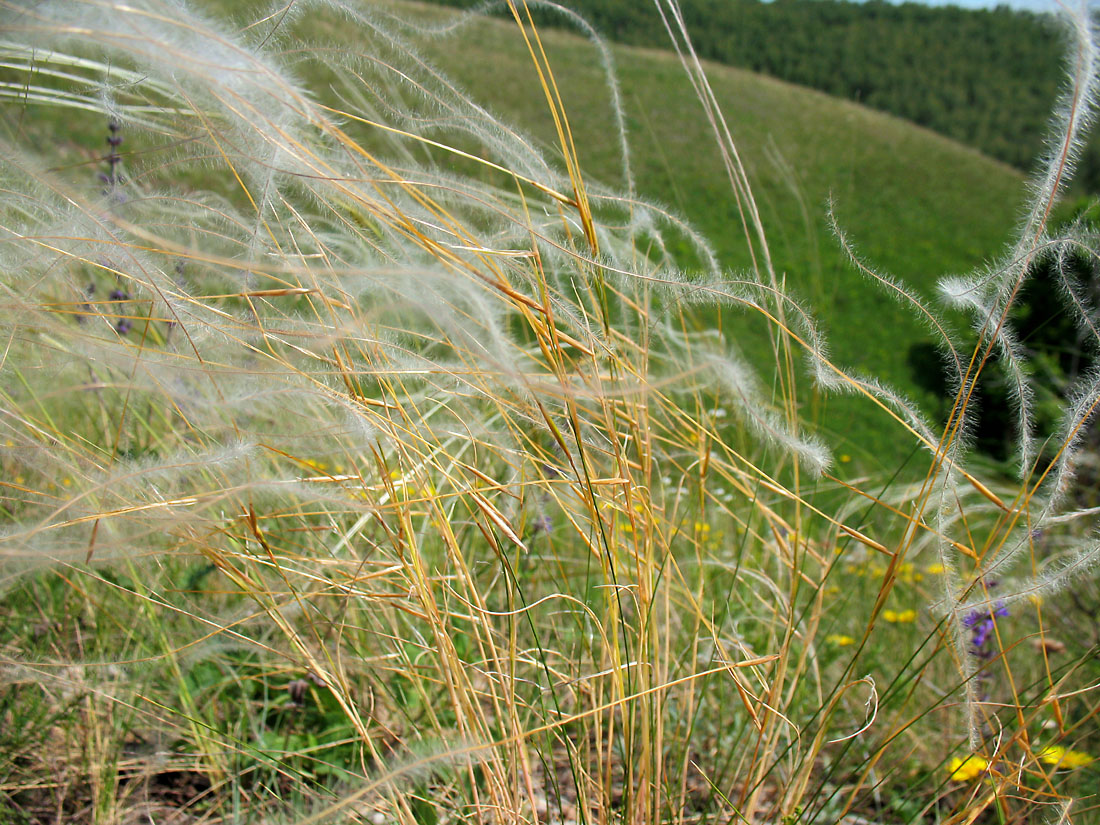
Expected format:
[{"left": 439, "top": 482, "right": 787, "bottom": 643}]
[{"left": 965, "top": 589, "right": 1010, "bottom": 701}]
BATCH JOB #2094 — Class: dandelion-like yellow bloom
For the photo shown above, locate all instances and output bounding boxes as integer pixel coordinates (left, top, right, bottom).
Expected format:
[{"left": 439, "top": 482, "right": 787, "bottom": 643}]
[
  {"left": 826, "top": 634, "right": 854, "bottom": 646},
  {"left": 947, "top": 755, "right": 989, "bottom": 781},
  {"left": 894, "top": 562, "right": 925, "bottom": 585},
  {"left": 883, "top": 609, "right": 917, "bottom": 623},
  {"left": 839, "top": 454, "right": 852, "bottom": 463},
  {"left": 925, "top": 563, "right": 945, "bottom": 575},
  {"left": 1039, "top": 745, "right": 1095, "bottom": 768}
]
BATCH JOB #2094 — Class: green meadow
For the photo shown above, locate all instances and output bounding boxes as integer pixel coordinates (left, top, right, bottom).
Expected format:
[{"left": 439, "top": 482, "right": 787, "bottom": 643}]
[
  {"left": 404, "top": 2, "right": 1030, "bottom": 466},
  {"left": 1, "top": 2, "right": 1097, "bottom": 824}
]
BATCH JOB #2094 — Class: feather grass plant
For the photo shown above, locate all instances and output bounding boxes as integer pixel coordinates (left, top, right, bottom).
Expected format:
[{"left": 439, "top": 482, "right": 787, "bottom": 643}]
[{"left": 1, "top": 0, "right": 1099, "bottom": 823}]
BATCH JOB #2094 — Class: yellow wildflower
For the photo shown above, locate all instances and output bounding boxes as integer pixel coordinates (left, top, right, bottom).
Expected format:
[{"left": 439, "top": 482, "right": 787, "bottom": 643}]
[
  {"left": 947, "top": 755, "right": 989, "bottom": 781},
  {"left": 840, "top": 454, "right": 851, "bottom": 463},
  {"left": 883, "top": 609, "right": 917, "bottom": 623},
  {"left": 926, "top": 563, "right": 945, "bottom": 575},
  {"left": 826, "top": 634, "right": 854, "bottom": 646},
  {"left": 694, "top": 521, "right": 711, "bottom": 533},
  {"left": 897, "top": 562, "right": 921, "bottom": 583},
  {"left": 1038, "top": 746, "right": 1094, "bottom": 769}
]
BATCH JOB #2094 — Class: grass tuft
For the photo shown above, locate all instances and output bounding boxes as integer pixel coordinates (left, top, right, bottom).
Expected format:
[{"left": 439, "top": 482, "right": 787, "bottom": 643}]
[{"left": 1, "top": 0, "right": 1099, "bottom": 823}]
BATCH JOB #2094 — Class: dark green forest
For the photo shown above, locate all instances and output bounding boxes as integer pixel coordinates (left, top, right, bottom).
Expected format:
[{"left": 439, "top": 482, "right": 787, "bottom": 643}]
[{"left": 429, "top": 0, "right": 1099, "bottom": 190}]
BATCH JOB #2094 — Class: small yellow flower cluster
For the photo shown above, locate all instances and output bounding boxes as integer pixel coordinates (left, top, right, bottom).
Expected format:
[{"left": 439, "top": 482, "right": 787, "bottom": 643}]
[
  {"left": 845, "top": 560, "right": 888, "bottom": 579},
  {"left": 825, "top": 634, "right": 855, "bottom": 646},
  {"left": 389, "top": 469, "right": 435, "bottom": 499},
  {"left": 895, "top": 562, "right": 923, "bottom": 584},
  {"left": 693, "top": 521, "right": 726, "bottom": 550},
  {"left": 846, "top": 560, "right": 939, "bottom": 583},
  {"left": 615, "top": 502, "right": 646, "bottom": 534},
  {"left": 1038, "top": 745, "right": 1094, "bottom": 769},
  {"left": 946, "top": 755, "right": 990, "bottom": 781},
  {"left": 1, "top": 437, "right": 26, "bottom": 485},
  {"left": 947, "top": 746, "right": 1095, "bottom": 783},
  {"left": 882, "top": 609, "right": 917, "bottom": 624},
  {"left": 301, "top": 458, "right": 347, "bottom": 475},
  {"left": 612, "top": 501, "right": 651, "bottom": 535}
]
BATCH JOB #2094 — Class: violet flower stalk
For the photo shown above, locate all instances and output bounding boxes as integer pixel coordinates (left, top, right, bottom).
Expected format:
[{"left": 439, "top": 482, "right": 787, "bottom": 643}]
[{"left": 963, "top": 583, "right": 1009, "bottom": 702}]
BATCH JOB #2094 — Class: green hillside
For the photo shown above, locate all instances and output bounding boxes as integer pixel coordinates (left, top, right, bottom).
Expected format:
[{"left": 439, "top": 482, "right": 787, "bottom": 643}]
[
  {"left": 426, "top": 0, "right": 1078, "bottom": 188},
  {"left": 365, "top": 1, "right": 1031, "bottom": 467},
  {"left": 10, "top": 0, "right": 1034, "bottom": 468}
]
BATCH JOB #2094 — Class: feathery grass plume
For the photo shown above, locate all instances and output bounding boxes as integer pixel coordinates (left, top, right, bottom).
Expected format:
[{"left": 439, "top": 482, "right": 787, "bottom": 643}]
[
  {"left": 828, "top": 203, "right": 966, "bottom": 404},
  {"left": 701, "top": 351, "right": 830, "bottom": 476},
  {"left": 397, "top": 0, "right": 637, "bottom": 198},
  {"left": 939, "top": 262, "right": 1039, "bottom": 474},
  {"left": 931, "top": 1, "right": 1100, "bottom": 755}
]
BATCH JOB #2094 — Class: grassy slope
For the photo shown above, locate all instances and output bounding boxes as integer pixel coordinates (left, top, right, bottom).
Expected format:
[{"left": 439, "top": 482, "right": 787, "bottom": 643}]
[
  {"left": 356, "top": 1, "right": 1030, "bottom": 469},
  {"left": 25, "top": 0, "right": 1030, "bottom": 470}
]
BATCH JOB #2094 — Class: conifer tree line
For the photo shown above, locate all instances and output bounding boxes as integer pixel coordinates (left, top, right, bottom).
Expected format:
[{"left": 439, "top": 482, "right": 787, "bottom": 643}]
[{"left": 431, "top": 0, "right": 1098, "bottom": 191}]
